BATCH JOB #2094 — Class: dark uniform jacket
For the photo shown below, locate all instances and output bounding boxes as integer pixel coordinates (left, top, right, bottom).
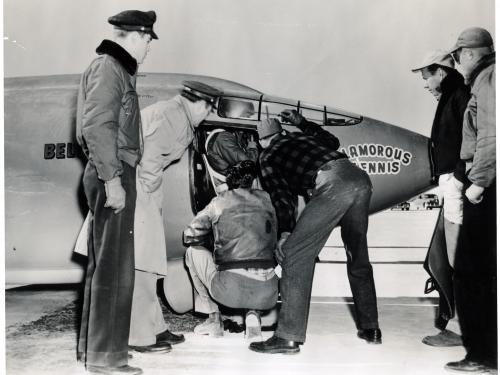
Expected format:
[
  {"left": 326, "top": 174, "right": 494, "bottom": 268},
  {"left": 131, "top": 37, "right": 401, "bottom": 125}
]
[
  {"left": 430, "top": 70, "right": 470, "bottom": 181},
  {"left": 76, "top": 40, "right": 142, "bottom": 181}
]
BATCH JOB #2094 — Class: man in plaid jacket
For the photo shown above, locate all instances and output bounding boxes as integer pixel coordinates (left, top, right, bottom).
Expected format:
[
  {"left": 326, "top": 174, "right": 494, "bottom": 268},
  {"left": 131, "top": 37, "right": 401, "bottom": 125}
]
[{"left": 249, "top": 111, "right": 380, "bottom": 354}]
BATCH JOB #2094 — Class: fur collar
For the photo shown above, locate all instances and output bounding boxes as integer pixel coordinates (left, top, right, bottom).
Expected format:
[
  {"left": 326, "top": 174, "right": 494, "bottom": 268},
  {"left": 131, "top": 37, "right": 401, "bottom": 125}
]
[{"left": 96, "top": 39, "right": 137, "bottom": 75}]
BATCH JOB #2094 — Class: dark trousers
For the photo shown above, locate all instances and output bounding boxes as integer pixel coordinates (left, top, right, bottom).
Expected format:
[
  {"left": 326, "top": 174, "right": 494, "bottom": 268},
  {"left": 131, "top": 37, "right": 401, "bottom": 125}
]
[
  {"left": 454, "top": 181, "right": 497, "bottom": 366},
  {"left": 78, "top": 162, "right": 136, "bottom": 367},
  {"left": 275, "top": 159, "right": 379, "bottom": 342}
]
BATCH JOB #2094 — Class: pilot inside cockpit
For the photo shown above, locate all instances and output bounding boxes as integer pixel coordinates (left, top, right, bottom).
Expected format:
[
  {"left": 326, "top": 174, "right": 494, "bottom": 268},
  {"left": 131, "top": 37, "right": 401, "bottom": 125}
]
[{"left": 204, "top": 100, "right": 260, "bottom": 193}]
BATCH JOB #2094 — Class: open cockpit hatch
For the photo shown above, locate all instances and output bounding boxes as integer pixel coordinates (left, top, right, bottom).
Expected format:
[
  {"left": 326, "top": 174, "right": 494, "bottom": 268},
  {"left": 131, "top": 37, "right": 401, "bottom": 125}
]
[{"left": 188, "top": 123, "right": 260, "bottom": 215}]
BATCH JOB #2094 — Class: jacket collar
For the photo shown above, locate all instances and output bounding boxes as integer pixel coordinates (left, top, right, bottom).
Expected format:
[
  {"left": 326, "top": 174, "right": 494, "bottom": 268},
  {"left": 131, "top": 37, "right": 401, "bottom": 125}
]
[
  {"left": 465, "top": 52, "right": 495, "bottom": 85},
  {"left": 96, "top": 39, "right": 137, "bottom": 76},
  {"left": 178, "top": 95, "right": 198, "bottom": 130}
]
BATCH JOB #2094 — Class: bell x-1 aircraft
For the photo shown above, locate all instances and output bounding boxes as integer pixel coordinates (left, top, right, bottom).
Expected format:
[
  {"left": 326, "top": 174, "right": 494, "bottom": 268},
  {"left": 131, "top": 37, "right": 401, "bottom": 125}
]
[{"left": 4, "top": 73, "right": 437, "bottom": 313}]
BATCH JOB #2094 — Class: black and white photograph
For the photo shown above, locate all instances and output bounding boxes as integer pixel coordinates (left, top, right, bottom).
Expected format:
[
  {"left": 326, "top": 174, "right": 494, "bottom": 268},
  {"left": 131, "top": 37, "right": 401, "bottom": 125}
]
[{"left": 3, "top": 0, "right": 497, "bottom": 374}]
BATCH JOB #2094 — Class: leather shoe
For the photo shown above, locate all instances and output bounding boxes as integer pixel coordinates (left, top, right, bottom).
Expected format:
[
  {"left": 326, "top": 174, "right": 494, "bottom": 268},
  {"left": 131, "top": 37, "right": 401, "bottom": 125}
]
[
  {"left": 129, "top": 342, "right": 171, "bottom": 354},
  {"left": 156, "top": 329, "right": 185, "bottom": 345},
  {"left": 445, "top": 358, "right": 489, "bottom": 372},
  {"left": 357, "top": 328, "right": 382, "bottom": 344},
  {"left": 422, "top": 329, "right": 462, "bottom": 347},
  {"left": 249, "top": 335, "right": 300, "bottom": 354},
  {"left": 87, "top": 364, "right": 143, "bottom": 374}
]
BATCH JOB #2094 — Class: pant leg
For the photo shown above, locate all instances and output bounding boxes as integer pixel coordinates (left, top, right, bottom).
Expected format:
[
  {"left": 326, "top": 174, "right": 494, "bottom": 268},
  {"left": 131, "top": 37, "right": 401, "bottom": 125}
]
[
  {"left": 185, "top": 246, "right": 219, "bottom": 314},
  {"left": 129, "top": 270, "right": 167, "bottom": 346},
  {"left": 339, "top": 183, "right": 379, "bottom": 329},
  {"left": 211, "top": 271, "right": 279, "bottom": 310},
  {"left": 454, "top": 182, "right": 497, "bottom": 365},
  {"left": 78, "top": 162, "right": 136, "bottom": 367},
  {"left": 439, "top": 173, "right": 463, "bottom": 267},
  {"left": 77, "top": 214, "right": 95, "bottom": 362},
  {"left": 275, "top": 160, "right": 363, "bottom": 342},
  {"left": 443, "top": 219, "right": 460, "bottom": 268}
]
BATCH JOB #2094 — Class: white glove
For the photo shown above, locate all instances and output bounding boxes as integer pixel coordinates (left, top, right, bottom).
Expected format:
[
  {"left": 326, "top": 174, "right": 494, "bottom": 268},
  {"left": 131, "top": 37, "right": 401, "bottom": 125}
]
[
  {"left": 104, "top": 176, "right": 126, "bottom": 213},
  {"left": 465, "top": 183, "right": 484, "bottom": 204}
]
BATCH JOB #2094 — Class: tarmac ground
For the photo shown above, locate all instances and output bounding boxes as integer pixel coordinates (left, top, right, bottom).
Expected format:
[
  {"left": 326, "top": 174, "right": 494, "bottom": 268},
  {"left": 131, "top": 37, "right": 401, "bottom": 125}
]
[{"left": 6, "top": 284, "right": 494, "bottom": 375}]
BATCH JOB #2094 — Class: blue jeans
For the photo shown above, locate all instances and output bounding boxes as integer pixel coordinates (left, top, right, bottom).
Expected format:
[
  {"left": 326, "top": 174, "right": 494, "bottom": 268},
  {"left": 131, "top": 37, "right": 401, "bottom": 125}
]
[
  {"left": 78, "top": 162, "right": 136, "bottom": 367},
  {"left": 275, "top": 159, "right": 379, "bottom": 342}
]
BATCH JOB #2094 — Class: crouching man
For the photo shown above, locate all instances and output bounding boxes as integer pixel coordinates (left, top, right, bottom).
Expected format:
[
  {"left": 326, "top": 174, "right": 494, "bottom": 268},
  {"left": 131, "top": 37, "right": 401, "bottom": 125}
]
[{"left": 183, "top": 161, "right": 279, "bottom": 338}]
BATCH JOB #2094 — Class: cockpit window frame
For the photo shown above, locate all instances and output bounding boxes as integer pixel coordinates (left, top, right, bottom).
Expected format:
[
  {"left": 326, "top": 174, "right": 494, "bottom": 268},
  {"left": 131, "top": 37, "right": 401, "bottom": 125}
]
[{"left": 215, "top": 93, "right": 363, "bottom": 126}]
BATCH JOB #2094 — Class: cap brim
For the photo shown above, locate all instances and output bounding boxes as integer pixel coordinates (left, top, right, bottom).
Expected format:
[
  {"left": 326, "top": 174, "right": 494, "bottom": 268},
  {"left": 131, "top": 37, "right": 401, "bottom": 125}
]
[
  {"left": 448, "top": 44, "right": 460, "bottom": 54},
  {"left": 411, "top": 65, "right": 427, "bottom": 73},
  {"left": 151, "top": 31, "right": 158, "bottom": 40}
]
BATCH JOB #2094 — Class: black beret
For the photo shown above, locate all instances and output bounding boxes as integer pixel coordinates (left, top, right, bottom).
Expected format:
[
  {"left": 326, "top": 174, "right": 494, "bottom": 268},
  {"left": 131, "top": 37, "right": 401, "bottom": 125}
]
[
  {"left": 181, "top": 81, "right": 223, "bottom": 105},
  {"left": 108, "top": 10, "right": 158, "bottom": 39}
]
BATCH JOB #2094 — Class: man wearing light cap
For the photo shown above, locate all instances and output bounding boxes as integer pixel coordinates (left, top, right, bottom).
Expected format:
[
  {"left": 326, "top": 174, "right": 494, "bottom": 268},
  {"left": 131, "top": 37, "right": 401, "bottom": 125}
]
[
  {"left": 411, "top": 50, "right": 470, "bottom": 348},
  {"left": 249, "top": 111, "right": 380, "bottom": 354},
  {"left": 76, "top": 9, "right": 157, "bottom": 375},
  {"left": 129, "top": 80, "right": 220, "bottom": 352},
  {"left": 445, "top": 27, "right": 497, "bottom": 373}
]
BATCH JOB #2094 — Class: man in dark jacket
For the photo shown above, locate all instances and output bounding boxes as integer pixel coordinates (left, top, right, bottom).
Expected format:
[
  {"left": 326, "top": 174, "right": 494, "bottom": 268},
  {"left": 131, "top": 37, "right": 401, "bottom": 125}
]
[
  {"left": 411, "top": 49, "right": 470, "bottom": 347},
  {"left": 76, "top": 10, "right": 157, "bottom": 375},
  {"left": 445, "top": 27, "right": 496, "bottom": 373},
  {"left": 249, "top": 113, "right": 380, "bottom": 354},
  {"left": 184, "top": 161, "right": 279, "bottom": 339}
]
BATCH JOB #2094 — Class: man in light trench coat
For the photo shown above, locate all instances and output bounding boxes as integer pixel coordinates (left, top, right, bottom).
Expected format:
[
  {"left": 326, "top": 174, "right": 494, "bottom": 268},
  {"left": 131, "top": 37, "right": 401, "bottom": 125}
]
[{"left": 129, "top": 81, "right": 222, "bottom": 352}]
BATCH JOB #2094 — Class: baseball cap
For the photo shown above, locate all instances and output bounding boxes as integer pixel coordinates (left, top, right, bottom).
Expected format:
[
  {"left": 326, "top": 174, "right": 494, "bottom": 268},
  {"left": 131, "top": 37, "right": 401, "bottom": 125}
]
[
  {"left": 449, "top": 27, "right": 493, "bottom": 53},
  {"left": 257, "top": 118, "right": 283, "bottom": 140},
  {"left": 411, "top": 49, "right": 454, "bottom": 72}
]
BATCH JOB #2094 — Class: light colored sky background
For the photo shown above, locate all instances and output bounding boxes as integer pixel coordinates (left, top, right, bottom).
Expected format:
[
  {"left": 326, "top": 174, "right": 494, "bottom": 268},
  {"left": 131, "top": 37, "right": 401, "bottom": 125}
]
[{"left": 3, "top": 0, "right": 495, "bottom": 135}]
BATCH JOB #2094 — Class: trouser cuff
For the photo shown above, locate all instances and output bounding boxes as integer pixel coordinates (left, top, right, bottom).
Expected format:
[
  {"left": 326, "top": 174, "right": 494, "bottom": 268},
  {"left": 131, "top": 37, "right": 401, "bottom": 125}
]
[
  {"left": 274, "top": 329, "right": 305, "bottom": 343},
  {"left": 86, "top": 350, "right": 128, "bottom": 367}
]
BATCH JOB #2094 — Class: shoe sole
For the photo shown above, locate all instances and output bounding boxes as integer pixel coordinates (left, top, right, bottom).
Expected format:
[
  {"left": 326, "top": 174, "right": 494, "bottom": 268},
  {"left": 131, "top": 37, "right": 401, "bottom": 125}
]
[
  {"left": 444, "top": 365, "right": 488, "bottom": 373},
  {"left": 129, "top": 347, "right": 171, "bottom": 354},
  {"left": 422, "top": 340, "right": 462, "bottom": 347},
  {"left": 86, "top": 366, "right": 143, "bottom": 375},
  {"left": 157, "top": 338, "right": 186, "bottom": 346},
  {"left": 248, "top": 346, "right": 300, "bottom": 355}
]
